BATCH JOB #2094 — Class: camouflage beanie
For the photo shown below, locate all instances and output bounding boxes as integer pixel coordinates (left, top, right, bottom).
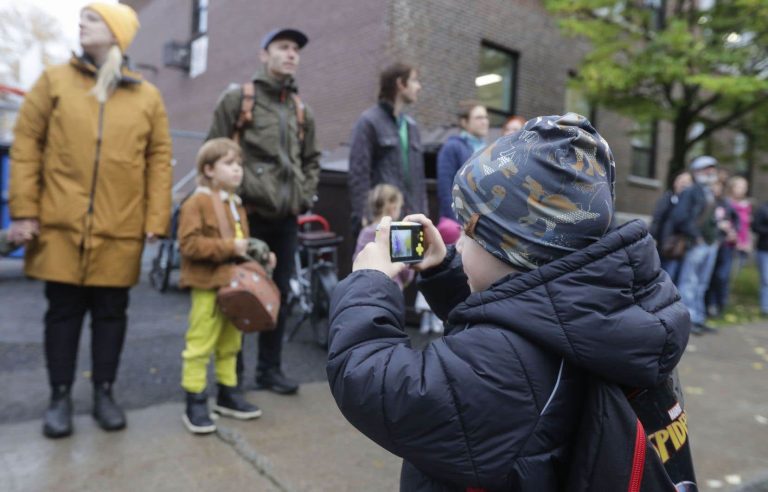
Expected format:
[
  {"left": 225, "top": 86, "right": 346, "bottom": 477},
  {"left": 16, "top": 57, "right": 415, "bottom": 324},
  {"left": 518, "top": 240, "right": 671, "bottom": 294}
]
[{"left": 452, "top": 113, "right": 616, "bottom": 271}]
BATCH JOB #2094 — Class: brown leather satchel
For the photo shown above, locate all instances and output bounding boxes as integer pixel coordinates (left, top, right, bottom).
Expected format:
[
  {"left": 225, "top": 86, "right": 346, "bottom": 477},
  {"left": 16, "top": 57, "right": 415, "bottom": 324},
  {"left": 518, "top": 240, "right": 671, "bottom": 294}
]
[
  {"left": 210, "top": 193, "right": 280, "bottom": 333},
  {"left": 660, "top": 234, "right": 688, "bottom": 260}
]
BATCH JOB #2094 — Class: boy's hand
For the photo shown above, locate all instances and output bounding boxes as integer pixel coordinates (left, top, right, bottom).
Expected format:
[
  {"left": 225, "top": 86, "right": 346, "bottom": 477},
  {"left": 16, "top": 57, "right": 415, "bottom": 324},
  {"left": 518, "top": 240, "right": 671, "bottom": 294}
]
[
  {"left": 267, "top": 252, "right": 277, "bottom": 270},
  {"left": 353, "top": 216, "right": 406, "bottom": 279},
  {"left": 234, "top": 238, "right": 248, "bottom": 257},
  {"left": 402, "top": 214, "right": 447, "bottom": 271}
]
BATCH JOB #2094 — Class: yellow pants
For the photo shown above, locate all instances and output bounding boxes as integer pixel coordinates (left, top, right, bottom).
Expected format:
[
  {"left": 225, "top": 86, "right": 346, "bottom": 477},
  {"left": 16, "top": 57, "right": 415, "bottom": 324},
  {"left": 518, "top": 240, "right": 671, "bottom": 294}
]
[{"left": 181, "top": 289, "right": 241, "bottom": 393}]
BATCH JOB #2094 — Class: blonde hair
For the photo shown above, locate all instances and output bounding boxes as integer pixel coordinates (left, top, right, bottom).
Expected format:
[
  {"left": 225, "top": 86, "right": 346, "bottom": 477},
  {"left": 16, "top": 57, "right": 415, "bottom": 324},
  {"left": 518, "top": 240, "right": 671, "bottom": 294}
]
[
  {"left": 726, "top": 175, "right": 748, "bottom": 199},
  {"left": 365, "top": 184, "right": 403, "bottom": 225},
  {"left": 195, "top": 138, "right": 242, "bottom": 186},
  {"left": 90, "top": 45, "right": 124, "bottom": 102}
]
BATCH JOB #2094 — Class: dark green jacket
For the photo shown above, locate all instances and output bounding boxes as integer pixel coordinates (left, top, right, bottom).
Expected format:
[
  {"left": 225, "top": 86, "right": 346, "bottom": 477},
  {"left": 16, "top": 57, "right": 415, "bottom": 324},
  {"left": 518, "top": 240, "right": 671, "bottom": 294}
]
[{"left": 207, "top": 68, "right": 321, "bottom": 220}]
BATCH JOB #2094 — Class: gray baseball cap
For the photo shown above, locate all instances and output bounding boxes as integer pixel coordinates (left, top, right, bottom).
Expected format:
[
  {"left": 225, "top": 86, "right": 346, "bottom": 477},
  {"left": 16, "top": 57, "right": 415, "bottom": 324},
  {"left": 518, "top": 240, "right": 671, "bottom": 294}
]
[
  {"left": 260, "top": 28, "right": 308, "bottom": 50},
  {"left": 689, "top": 155, "right": 718, "bottom": 171}
]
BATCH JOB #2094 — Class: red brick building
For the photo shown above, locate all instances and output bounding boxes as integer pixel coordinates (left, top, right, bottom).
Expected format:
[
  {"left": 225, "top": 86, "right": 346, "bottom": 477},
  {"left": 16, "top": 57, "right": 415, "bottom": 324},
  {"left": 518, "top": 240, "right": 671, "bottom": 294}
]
[{"left": 122, "top": 0, "right": 762, "bottom": 236}]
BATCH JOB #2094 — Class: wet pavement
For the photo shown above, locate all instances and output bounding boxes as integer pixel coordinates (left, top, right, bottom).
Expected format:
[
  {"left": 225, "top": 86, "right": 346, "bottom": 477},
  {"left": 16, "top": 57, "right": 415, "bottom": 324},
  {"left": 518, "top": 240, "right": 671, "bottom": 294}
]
[{"left": 1, "top": 256, "right": 767, "bottom": 491}]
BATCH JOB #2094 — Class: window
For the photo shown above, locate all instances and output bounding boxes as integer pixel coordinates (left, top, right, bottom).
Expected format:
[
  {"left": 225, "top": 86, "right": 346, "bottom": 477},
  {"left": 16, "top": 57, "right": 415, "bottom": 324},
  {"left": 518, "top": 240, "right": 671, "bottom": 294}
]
[
  {"left": 475, "top": 43, "right": 518, "bottom": 127},
  {"left": 688, "top": 122, "right": 708, "bottom": 159},
  {"left": 192, "top": 0, "right": 209, "bottom": 36},
  {"left": 733, "top": 132, "right": 750, "bottom": 173},
  {"left": 564, "top": 71, "right": 597, "bottom": 126},
  {"left": 630, "top": 120, "right": 658, "bottom": 179}
]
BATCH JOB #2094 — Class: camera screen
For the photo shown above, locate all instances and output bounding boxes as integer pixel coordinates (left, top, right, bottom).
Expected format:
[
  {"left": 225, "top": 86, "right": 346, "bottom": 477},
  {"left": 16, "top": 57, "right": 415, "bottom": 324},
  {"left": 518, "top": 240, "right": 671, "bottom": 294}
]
[{"left": 390, "top": 229, "right": 413, "bottom": 258}]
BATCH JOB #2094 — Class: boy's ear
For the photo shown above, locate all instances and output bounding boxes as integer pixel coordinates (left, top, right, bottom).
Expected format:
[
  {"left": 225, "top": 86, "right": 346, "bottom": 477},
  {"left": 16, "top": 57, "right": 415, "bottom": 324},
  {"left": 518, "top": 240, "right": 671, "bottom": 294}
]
[
  {"left": 259, "top": 49, "right": 269, "bottom": 64},
  {"left": 202, "top": 163, "right": 215, "bottom": 179}
]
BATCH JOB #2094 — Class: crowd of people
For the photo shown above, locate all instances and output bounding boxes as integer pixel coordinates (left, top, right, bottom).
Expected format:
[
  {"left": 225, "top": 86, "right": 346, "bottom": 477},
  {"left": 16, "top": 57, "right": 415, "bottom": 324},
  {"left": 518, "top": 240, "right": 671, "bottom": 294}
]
[
  {"left": 0, "top": 1, "right": 741, "bottom": 490},
  {"left": 650, "top": 157, "right": 766, "bottom": 335}
]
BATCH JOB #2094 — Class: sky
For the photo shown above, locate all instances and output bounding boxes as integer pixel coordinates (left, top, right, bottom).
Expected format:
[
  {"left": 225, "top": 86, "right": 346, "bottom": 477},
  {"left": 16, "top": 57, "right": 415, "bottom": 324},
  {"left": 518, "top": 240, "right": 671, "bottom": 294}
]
[
  {"left": 0, "top": 0, "right": 117, "bottom": 52},
  {"left": 0, "top": 0, "right": 117, "bottom": 88}
]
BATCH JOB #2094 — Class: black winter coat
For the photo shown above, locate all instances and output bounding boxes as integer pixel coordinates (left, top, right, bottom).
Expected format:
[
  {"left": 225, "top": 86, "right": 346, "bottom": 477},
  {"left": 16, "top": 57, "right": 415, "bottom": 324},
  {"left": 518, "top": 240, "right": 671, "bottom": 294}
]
[
  {"left": 327, "top": 220, "right": 690, "bottom": 491},
  {"left": 751, "top": 202, "right": 768, "bottom": 251},
  {"left": 347, "top": 102, "right": 428, "bottom": 230}
]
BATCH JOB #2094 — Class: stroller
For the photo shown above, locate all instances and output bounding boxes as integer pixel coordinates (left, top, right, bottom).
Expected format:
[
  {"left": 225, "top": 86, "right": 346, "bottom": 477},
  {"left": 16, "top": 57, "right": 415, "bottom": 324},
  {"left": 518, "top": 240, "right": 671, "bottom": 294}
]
[
  {"left": 285, "top": 213, "right": 343, "bottom": 348},
  {"left": 148, "top": 199, "right": 184, "bottom": 292}
]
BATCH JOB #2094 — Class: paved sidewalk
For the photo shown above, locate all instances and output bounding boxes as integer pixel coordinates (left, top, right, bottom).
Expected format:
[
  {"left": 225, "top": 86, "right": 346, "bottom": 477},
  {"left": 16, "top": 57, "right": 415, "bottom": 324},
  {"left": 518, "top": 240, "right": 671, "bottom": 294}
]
[
  {"left": 0, "top": 382, "right": 401, "bottom": 492},
  {"left": 1, "top": 300, "right": 767, "bottom": 491},
  {"left": 677, "top": 322, "right": 768, "bottom": 491}
]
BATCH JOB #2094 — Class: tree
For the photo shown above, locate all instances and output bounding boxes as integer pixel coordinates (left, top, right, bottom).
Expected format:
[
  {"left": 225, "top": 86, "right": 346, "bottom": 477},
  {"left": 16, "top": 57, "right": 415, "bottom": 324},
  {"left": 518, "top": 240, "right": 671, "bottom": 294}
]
[
  {"left": 545, "top": 0, "right": 768, "bottom": 184},
  {"left": 0, "top": 4, "right": 67, "bottom": 88}
]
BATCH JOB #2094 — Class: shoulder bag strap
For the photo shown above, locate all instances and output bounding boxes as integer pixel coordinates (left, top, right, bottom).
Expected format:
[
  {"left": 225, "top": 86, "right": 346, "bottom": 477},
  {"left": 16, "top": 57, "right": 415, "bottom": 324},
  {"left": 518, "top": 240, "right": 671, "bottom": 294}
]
[
  {"left": 209, "top": 192, "right": 235, "bottom": 239},
  {"left": 232, "top": 82, "right": 256, "bottom": 144}
]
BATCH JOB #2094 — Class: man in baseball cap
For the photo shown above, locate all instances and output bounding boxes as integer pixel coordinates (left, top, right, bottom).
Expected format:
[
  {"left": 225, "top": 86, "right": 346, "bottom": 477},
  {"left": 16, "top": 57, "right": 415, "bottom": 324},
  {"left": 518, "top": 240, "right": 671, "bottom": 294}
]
[
  {"left": 671, "top": 155, "right": 721, "bottom": 335},
  {"left": 260, "top": 28, "right": 308, "bottom": 50},
  {"left": 206, "top": 26, "right": 320, "bottom": 396}
]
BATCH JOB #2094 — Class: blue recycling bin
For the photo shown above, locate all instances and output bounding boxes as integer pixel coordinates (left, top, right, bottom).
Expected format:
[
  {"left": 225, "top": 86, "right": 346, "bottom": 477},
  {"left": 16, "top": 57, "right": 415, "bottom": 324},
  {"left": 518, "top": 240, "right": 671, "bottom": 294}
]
[{"left": 1, "top": 146, "right": 24, "bottom": 258}]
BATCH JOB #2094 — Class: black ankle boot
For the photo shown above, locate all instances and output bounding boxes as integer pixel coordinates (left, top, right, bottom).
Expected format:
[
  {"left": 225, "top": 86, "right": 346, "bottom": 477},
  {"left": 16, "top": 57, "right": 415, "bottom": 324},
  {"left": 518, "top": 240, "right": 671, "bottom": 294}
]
[
  {"left": 43, "top": 384, "right": 73, "bottom": 438},
  {"left": 93, "top": 382, "right": 126, "bottom": 431},
  {"left": 255, "top": 368, "right": 299, "bottom": 395},
  {"left": 183, "top": 391, "right": 216, "bottom": 434},
  {"left": 214, "top": 384, "right": 262, "bottom": 420}
]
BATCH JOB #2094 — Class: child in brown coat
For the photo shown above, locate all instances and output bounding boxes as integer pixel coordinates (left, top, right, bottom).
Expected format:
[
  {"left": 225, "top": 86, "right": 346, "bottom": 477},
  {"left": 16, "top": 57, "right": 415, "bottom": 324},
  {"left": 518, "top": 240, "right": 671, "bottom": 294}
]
[{"left": 177, "top": 138, "right": 275, "bottom": 434}]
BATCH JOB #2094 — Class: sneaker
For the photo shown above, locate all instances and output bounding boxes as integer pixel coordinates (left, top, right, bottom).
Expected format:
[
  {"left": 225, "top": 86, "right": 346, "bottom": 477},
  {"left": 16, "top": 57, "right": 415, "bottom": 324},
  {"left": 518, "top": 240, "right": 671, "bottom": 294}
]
[
  {"left": 255, "top": 368, "right": 299, "bottom": 395},
  {"left": 183, "top": 391, "right": 216, "bottom": 434},
  {"left": 213, "top": 384, "right": 262, "bottom": 420},
  {"left": 690, "top": 324, "right": 704, "bottom": 336},
  {"left": 695, "top": 323, "right": 718, "bottom": 334}
]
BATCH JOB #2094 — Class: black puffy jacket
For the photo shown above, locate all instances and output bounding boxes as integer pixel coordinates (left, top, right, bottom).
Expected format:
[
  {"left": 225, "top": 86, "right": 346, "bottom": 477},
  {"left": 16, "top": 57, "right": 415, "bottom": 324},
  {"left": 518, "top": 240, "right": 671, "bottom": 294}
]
[{"left": 327, "top": 220, "right": 690, "bottom": 491}]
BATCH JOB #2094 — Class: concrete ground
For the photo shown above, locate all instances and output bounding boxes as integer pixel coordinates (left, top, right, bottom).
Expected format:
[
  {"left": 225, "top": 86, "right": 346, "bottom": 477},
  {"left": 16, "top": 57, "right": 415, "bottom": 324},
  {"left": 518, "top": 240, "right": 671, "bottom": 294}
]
[{"left": 1, "top": 257, "right": 767, "bottom": 491}]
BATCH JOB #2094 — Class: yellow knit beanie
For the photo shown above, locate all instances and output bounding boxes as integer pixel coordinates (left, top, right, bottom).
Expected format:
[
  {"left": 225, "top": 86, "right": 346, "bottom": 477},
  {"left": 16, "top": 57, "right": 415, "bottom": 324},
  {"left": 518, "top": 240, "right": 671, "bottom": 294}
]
[{"left": 85, "top": 3, "right": 140, "bottom": 52}]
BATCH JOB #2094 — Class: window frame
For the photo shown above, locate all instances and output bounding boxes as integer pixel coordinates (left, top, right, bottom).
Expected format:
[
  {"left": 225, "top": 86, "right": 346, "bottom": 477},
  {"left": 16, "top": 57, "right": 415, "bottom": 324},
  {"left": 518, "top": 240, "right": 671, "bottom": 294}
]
[
  {"left": 629, "top": 119, "right": 658, "bottom": 180},
  {"left": 476, "top": 41, "right": 519, "bottom": 124},
  {"left": 192, "top": 0, "right": 209, "bottom": 37}
]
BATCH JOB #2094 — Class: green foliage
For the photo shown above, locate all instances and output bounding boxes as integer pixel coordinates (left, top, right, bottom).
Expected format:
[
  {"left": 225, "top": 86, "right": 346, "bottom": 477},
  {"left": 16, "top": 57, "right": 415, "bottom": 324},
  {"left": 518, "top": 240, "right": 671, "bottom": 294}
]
[{"left": 545, "top": 0, "right": 768, "bottom": 180}]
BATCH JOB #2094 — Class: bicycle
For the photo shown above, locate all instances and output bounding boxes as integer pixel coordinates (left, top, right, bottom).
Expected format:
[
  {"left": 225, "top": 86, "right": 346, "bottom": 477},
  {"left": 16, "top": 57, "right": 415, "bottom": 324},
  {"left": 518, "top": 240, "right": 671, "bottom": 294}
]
[{"left": 285, "top": 213, "right": 343, "bottom": 348}]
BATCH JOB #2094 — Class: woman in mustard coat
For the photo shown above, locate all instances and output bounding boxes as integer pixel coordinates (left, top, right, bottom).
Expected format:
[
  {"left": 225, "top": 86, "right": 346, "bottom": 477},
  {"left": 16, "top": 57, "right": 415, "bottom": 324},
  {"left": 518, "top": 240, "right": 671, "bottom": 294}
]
[{"left": 8, "top": 3, "right": 172, "bottom": 438}]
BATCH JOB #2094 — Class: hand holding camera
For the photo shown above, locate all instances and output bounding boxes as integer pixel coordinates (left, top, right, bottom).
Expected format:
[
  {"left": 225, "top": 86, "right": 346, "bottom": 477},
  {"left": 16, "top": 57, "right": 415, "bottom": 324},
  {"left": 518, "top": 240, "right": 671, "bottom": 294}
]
[{"left": 353, "top": 214, "right": 448, "bottom": 278}]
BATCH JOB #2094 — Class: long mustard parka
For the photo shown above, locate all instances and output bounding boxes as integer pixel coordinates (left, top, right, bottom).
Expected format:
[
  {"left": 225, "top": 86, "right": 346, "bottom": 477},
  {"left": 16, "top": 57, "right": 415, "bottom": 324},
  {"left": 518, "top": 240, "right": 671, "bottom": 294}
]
[{"left": 9, "top": 55, "right": 173, "bottom": 287}]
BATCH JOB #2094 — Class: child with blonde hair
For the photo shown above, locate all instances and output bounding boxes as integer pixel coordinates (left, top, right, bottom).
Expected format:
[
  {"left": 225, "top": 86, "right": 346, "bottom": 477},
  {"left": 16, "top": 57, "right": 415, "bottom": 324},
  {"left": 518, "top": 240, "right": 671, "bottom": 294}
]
[
  {"left": 353, "top": 185, "right": 442, "bottom": 333},
  {"left": 354, "top": 184, "right": 413, "bottom": 290},
  {"left": 177, "top": 137, "right": 275, "bottom": 434}
]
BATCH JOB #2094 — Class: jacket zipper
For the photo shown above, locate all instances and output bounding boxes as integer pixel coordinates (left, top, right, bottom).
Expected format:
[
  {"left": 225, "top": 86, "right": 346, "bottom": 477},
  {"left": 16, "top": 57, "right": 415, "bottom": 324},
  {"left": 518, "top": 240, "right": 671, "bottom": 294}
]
[
  {"left": 277, "top": 89, "right": 291, "bottom": 216},
  {"left": 628, "top": 419, "right": 646, "bottom": 492},
  {"left": 80, "top": 102, "right": 105, "bottom": 284}
]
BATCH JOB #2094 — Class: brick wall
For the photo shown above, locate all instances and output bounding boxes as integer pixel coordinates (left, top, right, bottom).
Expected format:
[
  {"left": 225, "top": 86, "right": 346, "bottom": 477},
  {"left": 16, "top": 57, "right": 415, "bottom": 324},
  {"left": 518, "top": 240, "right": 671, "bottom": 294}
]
[
  {"left": 123, "top": 0, "right": 768, "bottom": 215},
  {"left": 385, "top": 0, "right": 672, "bottom": 215},
  {"left": 125, "top": 0, "right": 389, "bottom": 188}
]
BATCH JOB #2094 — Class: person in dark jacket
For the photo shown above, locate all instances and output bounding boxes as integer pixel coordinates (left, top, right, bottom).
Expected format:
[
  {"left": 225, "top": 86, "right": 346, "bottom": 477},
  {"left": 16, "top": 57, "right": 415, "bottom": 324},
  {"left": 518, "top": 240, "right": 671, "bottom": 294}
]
[
  {"left": 671, "top": 155, "right": 721, "bottom": 335},
  {"left": 751, "top": 201, "right": 768, "bottom": 316},
  {"left": 348, "top": 63, "right": 426, "bottom": 239},
  {"left": 705, "top": 179, "right": 740, "bottom": 318},
  {"left": 436, "top": 101, "right": 489, "bottom": 223},
  {"left": 649, "top": 171, "right": 692, "bottom": 283},
  {"left": 328, "top": 114, "right": 690, "bottom": 491}
]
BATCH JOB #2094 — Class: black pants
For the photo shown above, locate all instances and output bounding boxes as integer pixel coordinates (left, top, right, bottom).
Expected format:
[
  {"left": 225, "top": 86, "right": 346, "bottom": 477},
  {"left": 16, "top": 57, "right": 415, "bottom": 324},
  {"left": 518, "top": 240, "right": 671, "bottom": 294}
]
[
  {"left": 245, "top": 214, "right": 298, "bottom": 372},
  {"left": 44, "top": 282, "right": 130, "bottom": 387}
]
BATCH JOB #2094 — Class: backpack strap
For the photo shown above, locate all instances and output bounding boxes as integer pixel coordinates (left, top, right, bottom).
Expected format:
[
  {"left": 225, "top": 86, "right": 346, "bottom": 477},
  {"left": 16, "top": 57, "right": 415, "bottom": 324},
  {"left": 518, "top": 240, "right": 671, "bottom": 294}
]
[
  {"left": 231, "top": 82, "right": 255, "bottom": 144},
  {"left": 232, "top": 82, "right": 305, "bottom": 145}
]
